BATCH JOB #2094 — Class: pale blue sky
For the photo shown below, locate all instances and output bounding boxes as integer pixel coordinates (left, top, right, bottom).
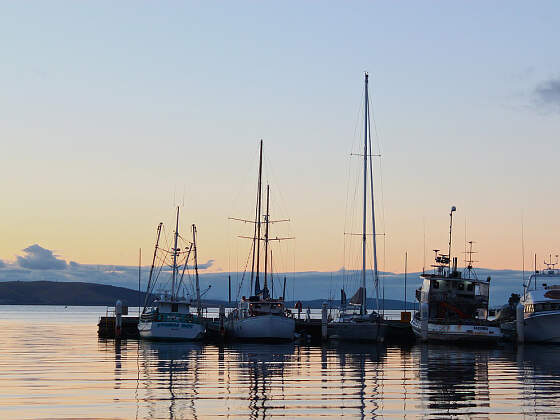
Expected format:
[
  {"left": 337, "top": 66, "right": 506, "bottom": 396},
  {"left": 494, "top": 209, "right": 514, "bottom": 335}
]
[{"left": 1, "top": 2, "right": 559, "bottom": 273}]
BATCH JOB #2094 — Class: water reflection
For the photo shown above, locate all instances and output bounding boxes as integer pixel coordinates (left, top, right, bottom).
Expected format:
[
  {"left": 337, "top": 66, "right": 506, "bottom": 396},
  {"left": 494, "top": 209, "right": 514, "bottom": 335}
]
[
  {"left": 515, "top": 344, "right": 560, "bottom": 418},
  {"left": 96, "top": 340, "right": 560, "bottom": 419},
  {"left": 7, "top": 309, "right": 560, "bottom": 419},
  {"left": 2, "top": 317, "right": 558, "bottom": 419},
  {"left": 417, "top": 344, "right": 492, "bottom": 416}
]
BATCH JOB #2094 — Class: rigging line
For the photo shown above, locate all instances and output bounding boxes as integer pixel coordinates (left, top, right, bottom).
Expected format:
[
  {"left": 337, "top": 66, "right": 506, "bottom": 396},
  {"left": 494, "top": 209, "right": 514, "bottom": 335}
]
[
  {"left": 262, "top": 153, "right": 294, "bottom": 242},
  {"left": 368, "top": 80, "right": 387, "bottom": 237},
  {"left": 343, "top": 86, "right": 367, "bottom": 291},
  {"left": 367, "top": 87, "right": 379, "bottom": 311},
  {"left": 236, "top": 238, "right": 255, "bottom": 301}
]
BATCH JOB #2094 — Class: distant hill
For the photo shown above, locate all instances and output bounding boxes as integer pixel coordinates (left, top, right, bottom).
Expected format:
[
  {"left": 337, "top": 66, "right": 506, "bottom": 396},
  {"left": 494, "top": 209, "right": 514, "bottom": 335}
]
[
  {"left": 0, "top": 281, "right": 413, "bottom": 309},
  {"left": 0, "top": 281, "right": 148, "bottom": 306}
]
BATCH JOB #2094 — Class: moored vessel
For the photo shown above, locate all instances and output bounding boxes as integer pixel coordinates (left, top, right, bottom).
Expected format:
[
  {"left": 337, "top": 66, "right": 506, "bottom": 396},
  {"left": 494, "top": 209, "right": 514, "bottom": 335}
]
[
  {"left": 138, "top": 208, "right": 206, "bottom": 341},
  {"left": 411, "top": 207, "right": 502, "bottom": 343},
  {"left": 226, "top": 140, "right": 295, "bottom": 342},
  {"left": 517, "top": 255, "right": 560, "bottom": 343},
  {"left": 328, "top": 73, "right": 385, "bottom": 342}
]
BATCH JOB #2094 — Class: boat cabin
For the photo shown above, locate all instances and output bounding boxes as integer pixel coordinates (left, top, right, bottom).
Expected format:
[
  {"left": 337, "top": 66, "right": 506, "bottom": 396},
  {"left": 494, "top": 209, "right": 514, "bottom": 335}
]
[
  {"left": 154, "top": 293, "right": 191, "bottom": 314},
  {"left": 417, "top": 253, "right": 490, "bottom": 322},
  {"left": 524, "top": 265, "right": 560, "bottom": 315}
]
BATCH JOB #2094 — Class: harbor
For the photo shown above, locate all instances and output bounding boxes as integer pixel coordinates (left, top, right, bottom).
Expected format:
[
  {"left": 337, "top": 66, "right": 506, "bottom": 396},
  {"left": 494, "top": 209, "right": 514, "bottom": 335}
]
[
  {"left": 3, "top": 2, "right": 560, "bottom": 418},
  {"left": 4, "top": 304, "right": 560, "bottom": 419}
]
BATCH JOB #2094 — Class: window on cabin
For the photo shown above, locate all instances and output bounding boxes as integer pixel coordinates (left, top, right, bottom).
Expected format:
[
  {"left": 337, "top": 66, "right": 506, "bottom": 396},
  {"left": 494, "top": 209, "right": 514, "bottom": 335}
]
[
  {"left": 458, "top": 283, "right": 465, "bottom": 291},
  {"left": 467, "top": 283, "right": 474, "bottom": 291},
  {"left": 172, "top": 303, "right": 178, "bottom": 312},
  {"left": 431, "top": 280, "right": 439, "bottom": 289}
]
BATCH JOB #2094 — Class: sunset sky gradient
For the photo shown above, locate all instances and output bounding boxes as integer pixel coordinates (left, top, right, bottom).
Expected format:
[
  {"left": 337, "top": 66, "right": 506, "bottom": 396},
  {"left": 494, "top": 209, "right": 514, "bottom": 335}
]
[{"left": 1, "top": 2, "right": 560, "bottom": 277}]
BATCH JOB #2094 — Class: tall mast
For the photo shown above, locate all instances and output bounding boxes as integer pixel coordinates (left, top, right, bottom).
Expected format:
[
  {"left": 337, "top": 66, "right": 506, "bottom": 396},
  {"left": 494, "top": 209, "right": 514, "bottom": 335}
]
[
  {"left": 270, "top": 250, "right": 274, "bottom": 299},
  {"left": 254, "top": 140, "right": 263, "bottom": 295},
  {"left": 263, "top": 184, "right": 270, "bottom": 297},
  {"left": 192, "top": 224, "right": 201, "bottom": 316},
  {"left": 143, "top": 222, "right": 163, "bottom": 311},
  {"left": 361, "top": 72, "right": 368, "bottom": 315},
  {"left": 366, "top": 73, "right": 379, "bottom": 313},
  {"left": 171, "top": 206, "right": 180, "bottom": 300}
]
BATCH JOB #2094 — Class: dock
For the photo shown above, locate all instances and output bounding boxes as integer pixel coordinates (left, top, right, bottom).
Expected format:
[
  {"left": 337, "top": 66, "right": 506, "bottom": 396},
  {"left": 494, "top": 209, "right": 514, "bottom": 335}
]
[{"left": 98, "top": 314, "right": 415, "bottom": 343}]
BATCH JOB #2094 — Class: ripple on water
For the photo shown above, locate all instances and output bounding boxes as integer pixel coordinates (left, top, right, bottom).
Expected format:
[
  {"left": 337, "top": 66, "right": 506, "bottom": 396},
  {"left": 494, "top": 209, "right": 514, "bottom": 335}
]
[{"left": 1, "top": 309, "right": 560, "bottom": 418}]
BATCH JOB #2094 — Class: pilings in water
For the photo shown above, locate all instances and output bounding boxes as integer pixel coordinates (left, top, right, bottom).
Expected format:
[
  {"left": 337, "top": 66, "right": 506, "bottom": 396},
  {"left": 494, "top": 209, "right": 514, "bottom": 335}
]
[
  {"left": 420, "top": 302, "right": 429, "bottom": 342},
  {"left": 115, "top": 300, "right": 123, "bottom": 339},
  {"left": 219, "top": 305, "right": 226, "bottom": 337},
  {"left": 321, "top": 303, "right": 328, "bottom": 341},
  {"left": 516, "top": 302, "right": 524, "bottom": 344}
]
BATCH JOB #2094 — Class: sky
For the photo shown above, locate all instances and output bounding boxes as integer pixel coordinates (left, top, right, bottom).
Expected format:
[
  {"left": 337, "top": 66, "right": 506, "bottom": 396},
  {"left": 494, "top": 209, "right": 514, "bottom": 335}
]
[{"left": 1, "top": 2, "right": 560, "bottom": 287}]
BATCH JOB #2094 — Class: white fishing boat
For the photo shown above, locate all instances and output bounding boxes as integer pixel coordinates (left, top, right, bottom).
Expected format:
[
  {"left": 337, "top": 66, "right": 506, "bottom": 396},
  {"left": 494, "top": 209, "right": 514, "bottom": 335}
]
[
  {"left": 328, "top": 73, "right": 385, "bottom": 342},
  {"left": 139, "top": 208, "right": 206, "bottom": 341},
  {"left": 517, "top": 255, "right": 560, "bottom": 343},
  {"left": 411, "top": 208, "right": 502, "bottom": 343},
  {"left": 226, "top": 140, "right": 295, "bottom": 342}
]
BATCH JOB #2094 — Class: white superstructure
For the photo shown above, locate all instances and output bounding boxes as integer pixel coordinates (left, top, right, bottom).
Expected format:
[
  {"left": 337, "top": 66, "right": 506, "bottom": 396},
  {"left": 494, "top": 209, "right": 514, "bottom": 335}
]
[{"left": 519, "top": 258, "right": 560, "bottom": 343}]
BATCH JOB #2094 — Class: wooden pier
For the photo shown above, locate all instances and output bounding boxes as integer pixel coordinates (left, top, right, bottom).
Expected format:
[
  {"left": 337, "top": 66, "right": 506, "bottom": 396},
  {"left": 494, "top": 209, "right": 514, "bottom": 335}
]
[{"left": 98, "top": 314, "right": 415, "bottom": 343}]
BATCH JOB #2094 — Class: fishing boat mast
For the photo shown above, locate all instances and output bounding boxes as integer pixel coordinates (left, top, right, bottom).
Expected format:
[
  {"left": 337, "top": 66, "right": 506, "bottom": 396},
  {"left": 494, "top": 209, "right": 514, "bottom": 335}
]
[
  {"left": 171, "top": 206, "right": 180, "bottom": 300},
  {"left": 192, "top": 224, "right": 202, "bottom": 316},
  {"left": 143, "top": 222, "right": 163, "bottom": 312},
  {"left": 448, "top": 205, "right": 456, "bottom": 273}
]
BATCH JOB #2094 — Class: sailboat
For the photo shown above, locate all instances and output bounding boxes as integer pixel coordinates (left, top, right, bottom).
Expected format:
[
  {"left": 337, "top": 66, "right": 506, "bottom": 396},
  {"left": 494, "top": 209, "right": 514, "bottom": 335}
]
[
  {"left": 226, "top": 140, "right": 295, "bottom": 341},
  {"left": 138, "top": 207, "right": 206, "bottom": 341},
  {"left": 328, "top": 73, "right": 386, "bottom": 342}
]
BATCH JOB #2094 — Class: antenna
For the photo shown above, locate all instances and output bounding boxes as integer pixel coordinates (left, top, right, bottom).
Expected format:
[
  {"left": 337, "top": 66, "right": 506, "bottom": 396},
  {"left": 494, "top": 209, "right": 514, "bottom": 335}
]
[
  {"left": 138, "top": 248, "right": 141, "bottom": 317},
  {"left": 448, "top": 206, "right": 457, "bottom": 273},
  {"left": 521, "top": 214, "right": 526, "bottom": 292},
  {"left": 404, "top": 251, "right": 407, "bottom": 313},
  {"left": 423, "top": 218, "right": 426, "bottom": 273}
]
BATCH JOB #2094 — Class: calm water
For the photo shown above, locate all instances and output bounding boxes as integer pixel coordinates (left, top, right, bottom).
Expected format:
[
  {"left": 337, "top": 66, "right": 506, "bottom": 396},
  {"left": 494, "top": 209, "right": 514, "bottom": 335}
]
[{"left": 1, "top": 306, "right": 560, "bottom": 419}]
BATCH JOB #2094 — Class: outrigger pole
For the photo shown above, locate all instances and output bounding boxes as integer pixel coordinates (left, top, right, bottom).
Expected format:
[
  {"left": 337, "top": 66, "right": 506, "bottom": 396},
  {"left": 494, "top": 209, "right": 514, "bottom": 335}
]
[{"left": 143, "top": 222, "right": 163, "bottom": 312}]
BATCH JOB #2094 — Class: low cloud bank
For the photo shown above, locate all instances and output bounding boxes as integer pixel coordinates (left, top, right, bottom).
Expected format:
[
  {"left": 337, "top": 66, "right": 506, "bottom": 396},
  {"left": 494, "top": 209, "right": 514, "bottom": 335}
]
[{"left": 0, "top": 260, "right": 525, "bottom": 306}]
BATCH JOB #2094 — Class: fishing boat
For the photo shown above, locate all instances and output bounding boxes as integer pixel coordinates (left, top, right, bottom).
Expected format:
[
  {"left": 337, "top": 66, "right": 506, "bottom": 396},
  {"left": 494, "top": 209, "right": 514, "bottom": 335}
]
[
  {"left": 226, "top": 140, "right": 295, "bottom": 342},
  {"left": 411, "top": 207, "right": 502, "bottom": 343},
  {"left": 328, "top": 73, "right": 385, "bottom": 342},
  {"left": 138, "top": 208, "right": 206, "bottom": 341},
  {"left": 517, "top": 255, "right": 560, "bottom": 343}
]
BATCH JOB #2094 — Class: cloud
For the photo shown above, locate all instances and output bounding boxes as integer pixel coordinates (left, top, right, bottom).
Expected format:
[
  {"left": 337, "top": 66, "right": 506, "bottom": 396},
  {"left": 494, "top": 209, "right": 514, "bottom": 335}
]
[
  {"left": 534, "top": 77, "right": 560, "bottom": 111},
  {"left": 185, "top": 259, "right": 215, "bottom": 270},
  {"left": 195, "top": 259, "right": 214, "bottom": 270},
  {"left": 16, "top": 244, "right": 67, "bottom": 270}
]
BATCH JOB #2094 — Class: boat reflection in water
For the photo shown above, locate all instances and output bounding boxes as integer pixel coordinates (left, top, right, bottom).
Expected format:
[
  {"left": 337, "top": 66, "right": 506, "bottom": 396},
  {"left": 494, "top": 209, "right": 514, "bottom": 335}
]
[
  {"left": 416, "top": 344, "right": 493, "bottom": 416},
  {"left": 96, "top": 338, "right": 560, "bottom": 419},
  {"left": 130, "top": 341, "right": 387, "bottom": 419}
]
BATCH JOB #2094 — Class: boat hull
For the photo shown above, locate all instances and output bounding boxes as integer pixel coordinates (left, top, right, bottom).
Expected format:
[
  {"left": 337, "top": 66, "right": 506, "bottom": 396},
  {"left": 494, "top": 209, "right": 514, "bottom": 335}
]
[
  {"left": 138, "top": 320, "right": 205, "bottom": 341},
  {"left": 523, "top": 312, "right": 560, "bottom": 343},
  {"left": 411, "top": 317, "right": 502, "bottom": 343},
  {"left": 327, "top": 321, "right": 386, "bottom": 342},
  {"left": 227, "top": 315, "right": 295, "bottom": 341}
]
